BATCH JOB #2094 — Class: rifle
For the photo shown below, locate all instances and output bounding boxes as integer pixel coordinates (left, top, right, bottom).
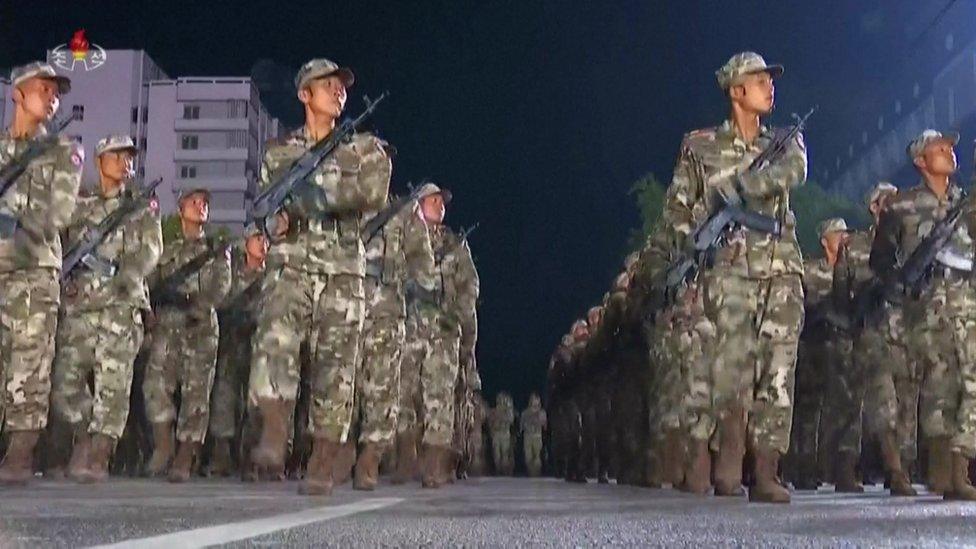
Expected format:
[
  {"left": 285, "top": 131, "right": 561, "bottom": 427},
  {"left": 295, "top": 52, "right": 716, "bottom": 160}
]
[
  {"left": 435, "top": 222, "right": 479, "bottom": 263},
  {"left": 662, "top": 107, "right": 816, "bottom": 301},
  {"left": 249, "top": 93, "right": 388, "bottom": 237},
  {"left": 150, "top": 237, "right": 237, "bottom": 309},
  {"left": 361, "top": 183, "right": 426, "bottom": 243},
  {"left": 901, "top": 194, "right": 968, "bottom": 297},
  {"left": 61, "top": 177, "right": 164, "bottom": 281},
  {"left": 217, "top": 273, "right": 263, "bottom": 316},
  {"left": 804, "top": 304, "right": 852, "bottom": 334}
]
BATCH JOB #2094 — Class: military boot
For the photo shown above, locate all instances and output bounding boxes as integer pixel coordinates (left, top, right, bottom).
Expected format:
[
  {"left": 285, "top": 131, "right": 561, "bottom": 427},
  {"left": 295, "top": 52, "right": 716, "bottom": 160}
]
[
  {"left": 392, "top": 431, "right": 418, "bottom": 485},
  {"left": 207, "top": 437, "right": 234, "bottom": 477},
  {"left": 332, "top": 441, "right": 356, "bottom": 485},
  {"left": 168, "top": 441, "right": 200, "bottom": 483},
  {"left": 927, "top": 435, "right": 952, "bottom": 494},
  {"left": 791, "top": 452, "right": 820, "bottom": 491},
  {"left": 67, "top": 430, "right": 92, "bottom": 482},
  {"left": 749, "top": 446, "right": 791, "bottom": 503},
  {"left": 353, "top": 443, "right": 383, "bottom": 491},
  {"left": 43, "top": 418, "right": 73, "bottom": 479},
  {"left": 0, "top": 431, "right": 40, "bottom": 486},
  {"left": 79, "top": 434, "right": 115, "bottom": 484},
  {"left": 421, "top": 444, "right": 445, "bottom": 489},
  {"left": 714, "top": 408, "right": 746, "bottom": 496},
  {"left": 880, "top": 431, "right": 916, "bottom": 496},
  {"left": 146, "top": 421, "right": 174, "bottom": 477},
  {"left": 299, "top": 438, "right": 341, "bottom": 496},
  {"left": 664, "top": 428, "right": 686, "bottom": 487},
  {"left": 833, "top": 451, "right": 864, "bottom": 493},
  {"left": 944, "top": 452, "right": 976, "bottom": 501},
  {"left": 252, "top": 398, "right": 291, "bottom": 471},
  {"left": 679, "top": 438, "right": 711, "bottom": 495}
]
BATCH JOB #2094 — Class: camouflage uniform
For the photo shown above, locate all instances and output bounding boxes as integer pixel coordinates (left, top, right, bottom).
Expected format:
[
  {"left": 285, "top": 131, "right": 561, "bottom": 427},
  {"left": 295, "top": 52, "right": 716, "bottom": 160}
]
[
  {"left": 248, "top": 126, "right": 390, "bottom": 446},
  {"left": 0, "top": 120, "right": 83, "bottom": 433},
  {"left": 144, "top": 233, "right": 232, "bottom": 443},
  {"left": 489, "top": 393, "right": 515, "bottom": 474},
  {"left": 520, "top": 395, "right": 547, "bottom": 477},
  {"left": 52, "top": 181, "right": 162, "bottom": 440}
]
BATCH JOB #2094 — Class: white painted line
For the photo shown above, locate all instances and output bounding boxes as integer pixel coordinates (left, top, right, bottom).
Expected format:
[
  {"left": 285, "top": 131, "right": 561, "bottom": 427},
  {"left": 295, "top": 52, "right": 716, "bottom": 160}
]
[{"left": 90, "top": 497, "right": 403, "bottom": 549}]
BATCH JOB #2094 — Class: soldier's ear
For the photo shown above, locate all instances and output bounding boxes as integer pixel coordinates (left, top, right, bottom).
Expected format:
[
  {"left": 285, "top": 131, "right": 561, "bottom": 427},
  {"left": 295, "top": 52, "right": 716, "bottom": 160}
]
[
  {"left": 11, "top": 85, "right": 24, "bottom": 105},
  {"left": 820, "top": 236, "right": 828, "bottom": 250},
  {"left": 297, "top": 87, "right": 311, "bottom": 105},
  {"left": 913, "top": 155, "right": 926, "bottom": 171}
]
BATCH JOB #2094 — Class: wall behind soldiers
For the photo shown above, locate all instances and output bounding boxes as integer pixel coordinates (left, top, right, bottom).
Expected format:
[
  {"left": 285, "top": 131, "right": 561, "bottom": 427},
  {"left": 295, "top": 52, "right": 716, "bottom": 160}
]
[{"left": 0, "top": 78, "right": 7, "bottom": 129}]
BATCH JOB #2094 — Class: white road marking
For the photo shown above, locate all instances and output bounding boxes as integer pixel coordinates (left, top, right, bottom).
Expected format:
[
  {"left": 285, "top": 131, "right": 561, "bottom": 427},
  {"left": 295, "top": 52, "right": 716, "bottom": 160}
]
[{"left": 90, "top": 497, "right": 403, "bottom": 549}]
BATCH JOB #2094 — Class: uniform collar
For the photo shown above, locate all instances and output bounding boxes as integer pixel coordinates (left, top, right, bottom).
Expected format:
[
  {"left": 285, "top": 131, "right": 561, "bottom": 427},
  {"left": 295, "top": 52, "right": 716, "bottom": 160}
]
[
  {"left": 915, "top": 178, "right": 962, "bottom": 204},
  {"left": 717, "top": 119, "right": 773, "bottom": 148}
]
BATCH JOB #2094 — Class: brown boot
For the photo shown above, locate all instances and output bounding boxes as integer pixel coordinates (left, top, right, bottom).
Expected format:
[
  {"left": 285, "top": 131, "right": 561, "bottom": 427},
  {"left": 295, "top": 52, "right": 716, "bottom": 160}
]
[
  {"left": 714, "top": 408, "right": 746, "bottom": 496},
  {"left": 664, "top": 428, "right": 686, "bottom": 487},
  {"left": 679, "top": 438, "right": 711, "bottom": 495},
  {"left": 749, "top": 446, "right": 790, "bottom": 503},
  {"left": 944, "top": 451, "right": 976, "bottom": 500},
  {"left": 252, "top": 398, "right": 292, "bottom": 471},
  {"left": 67, "top": 430, "right": 92, "bottom": 482},
  {"left": 880, "top": 431, "right": 916, "bottom": 496},
  {"left": 927, "top": 436, "right": 952, "bottom": 494},
  {"left": 299, "top": 438, "right": 341, "bottom": 496},
  {"left": 392, "top": 431, "right": 418, "bottom": 485},
  {"left": 79, "top": 434, "right": 115, "bottom": 484},
  {"left": 146, "top": 422, "right": 174, "bottom": 477},
  {"left": 421, "top": 444, "right": 445, "bottom": 489},
  {"left": 332, "top": 442, "right": 356, "bottom": 485},
  {"left": 168, "top": 441, "right": 200, "bottom": 483},
  {"left": 353, "top": 443, "right": 383, "bottom": 491},
  {"left": 442, "top": 448, "right": 459, "bottom": 485},
  {"left": 206, "top": 437, "right": 234, "bottom": 477},
  {"left": 0, "top": 430, "right": 40, "bottom": 485},
  {"left": 833, "top": 451, "right": 864, "bottom": 493}
]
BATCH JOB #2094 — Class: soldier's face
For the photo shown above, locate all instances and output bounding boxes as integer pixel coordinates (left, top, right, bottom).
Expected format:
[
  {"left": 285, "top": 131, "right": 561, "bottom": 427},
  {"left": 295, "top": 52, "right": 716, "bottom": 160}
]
[
  {"left": 180, "top": 194, "right": 210, "bottom": 224},
  {"left": 917, "top": 140, "right": 958, "bottom": 177},
  {"left": 421, "top": 194, "right": 446, "bottom": 224},
  {"left": 820, "top": 231, "right": 846, "bottom": 256},
  {"left": 97, "top": 150, "right": 135, "bottom": 184},
  {"left": 14, "top": 78, "right": 61, "bottom": 121},
  {"left": 731, "top": 72, "right": 774, "bottom": 114},
  {"left": 245, "top": 233, "right": 268, "bottom": 260},
  {"left": 300, "top": 76, "right": 347, "bottom": 119}
]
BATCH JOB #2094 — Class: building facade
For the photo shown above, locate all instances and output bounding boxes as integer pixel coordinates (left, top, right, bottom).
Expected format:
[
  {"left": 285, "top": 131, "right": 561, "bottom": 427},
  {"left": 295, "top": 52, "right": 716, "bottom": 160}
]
[{"left": 0, "top": 77, "right": 7, "bottom": 129}]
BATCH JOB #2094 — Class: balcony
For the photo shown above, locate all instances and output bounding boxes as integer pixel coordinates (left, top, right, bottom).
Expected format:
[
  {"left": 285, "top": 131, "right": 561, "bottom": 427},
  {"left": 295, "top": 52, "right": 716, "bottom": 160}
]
[
  {"left": 173, "top": 148, "right": 248, "bottom": 162},
  {"left": 172, "top": 176, "right": 249, "bottom": 193},
  {"left": 209, "top": 208, "right": 248, "bottom": 224},
  {"left": 174, "top": 118, "right": 249, "bottom": 132}
]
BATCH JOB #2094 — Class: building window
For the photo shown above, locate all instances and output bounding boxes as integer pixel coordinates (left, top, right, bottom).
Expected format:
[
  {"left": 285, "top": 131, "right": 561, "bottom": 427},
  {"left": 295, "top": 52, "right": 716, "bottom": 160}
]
[
  {"left": 72, "top": 105, "right": 84, "bottom": 121},
  {"left": 132, "top": 107, "right": 139, "bottom": 123},
  {"left": 143, "top": 108, "right": 148, "bottom": 123},
  {"left": 183, "top": 105, "right": 200, "bottom": 120},
  {"left": 228, "top": 131, "right": 247, "bottom": 148},
  {"left": 140, "top": 137, "right": 147, "bottom": 149},
  {"left": 228, "top": 100, "right": 247, "bottom": 119},
  {"left": 181, "top": 135, "right": 199, "bottom": 150},
  {"left": 180, "top": 166, "right": 197, "bottom": 178}
]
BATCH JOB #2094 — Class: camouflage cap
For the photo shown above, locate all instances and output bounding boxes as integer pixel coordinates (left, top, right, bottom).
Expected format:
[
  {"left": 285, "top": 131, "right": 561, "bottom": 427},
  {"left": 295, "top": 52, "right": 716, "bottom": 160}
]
[
  {"left": 416, "top": 182, "right": 453, "bottom": 204},
  {"left": 560, "top": 334, "right": 574, "bottom": 347},
  {"left": 817, "top": 217, "right": 848, "bottom": 238},
  {"left": 865, "top": 182, "right": 898, "bottom": 207},
  {"left": 95, "top": 134, "right": 137, "bottom": 156},
  {"left": 716, "top": 51, "right": 784, "bottom": 90},
  {"left": 907, "top": 129, "right": 959, "bottom": 160},
  {"left": 295, "top": 58, "right": 355, "bottom": 90},
  {"left": 177, "top": 187, "right": 211, "bottom": 205},
  {"left": 10, "top": 61, "right": 71, "bottom": 94}
]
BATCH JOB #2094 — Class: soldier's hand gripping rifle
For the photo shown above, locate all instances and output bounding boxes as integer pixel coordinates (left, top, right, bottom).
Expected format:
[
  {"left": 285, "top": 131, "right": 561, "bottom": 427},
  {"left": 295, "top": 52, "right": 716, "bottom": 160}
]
[
  {"left": 61, "top": 177, "right": 164, "bottom": 281},
  {"left": 249, "top": 93, "right": 388, "bottom": 238},
  {"left": 361, "top": 182, "right": 426, "bottom": 243},
  {"left": 150, "top": 237, "right": 237, "bottom": 309},
  {"left": 662, "top": 107, "right": 816, "bottom": 302},
  {"left": 435, "top": 222, "right": 479, "bottom": 263}
]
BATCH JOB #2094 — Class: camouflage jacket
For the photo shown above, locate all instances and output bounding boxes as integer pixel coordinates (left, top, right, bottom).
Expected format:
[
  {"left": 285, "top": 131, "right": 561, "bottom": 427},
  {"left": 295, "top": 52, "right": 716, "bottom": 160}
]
[
  {"left": 150, "top": 231, "right": 232, "bottom": 319},
  {"left": 665, "top": 119, "right": 807, "bottom": 279},
  {"left": 0, "top": 129, "right": 83, "bottom": 272},
  {"left": 364, "top": 200, "right": 437, "bottom": 319},
  {"left": 62, "top": 187, "right": 163, "bottom": 313},
  {"left": 488, "top": 404, "right": 514, "bottom": 434},
  {"left": 261, "top": 127, "right": 391, "bottom": 276},
  {"left": 802, "top": 257, "right": 843, "bottom": 336},
  {"left": 519, "top": 406, "right": 547, "bottom": 437},
  {"left": 871, "top": 182, "right": 975, "bottom": 318},
  {"left": 217, "top": 251, "right": 265, "bottom": 326},
  {"left": 832, "top": 228, "right": 874, "bottom": 317},
  {"left": 430, "top": 224, "right": 480, "bottom": 352}
]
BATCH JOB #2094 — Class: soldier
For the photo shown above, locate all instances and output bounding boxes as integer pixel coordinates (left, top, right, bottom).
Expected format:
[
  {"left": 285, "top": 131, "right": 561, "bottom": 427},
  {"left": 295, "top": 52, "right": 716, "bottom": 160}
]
[
  {"left": 468, "top": 393, "right": 489, "bottom": 476},
  {"left": 842, "top": 183, "right": 916, "bottom": 496},
  {"left": 143, "top": 188, "right": 232, "bottom": 482},
  {"left": 248, "top": 59, "right": 390, "bottom": 496},
  {"left": 0, "top": 62, "right": 83, "bottom": 485},
  {"left": 349, "top": 191, "right": 437, "bottom": 491},
  {"left": 871, "top": 130, "right": 976, "bottom": 500},
  {"left": 50, "top": 135, "right": 162, "bottom": 483},
  {"left": 207, "top": 228, "right": 267, "bottom": 477},
  {"left": 489, "top": 392, "right": 515, "bottom": 475},
  {"left": 664, "top": 52, "right": 806, "bottom": 502},
  {"left": 520, "top": 393, "right": 547, "bottom": 477}
]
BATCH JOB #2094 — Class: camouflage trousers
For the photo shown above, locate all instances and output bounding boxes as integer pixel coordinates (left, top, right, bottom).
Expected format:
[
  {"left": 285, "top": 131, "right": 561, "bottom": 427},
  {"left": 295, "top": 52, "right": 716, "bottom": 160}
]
[
  {"left": 209, "top": 321, "right": 254, "bottom": 440},
  {"left": 0, "top": 268, "right": 59, "bottom": 432},
  {"left": 678, "top": 305, "right": 716, "bottom": 442},
  {"left": 821, "top": 334, "right": 860, "bottom": 455},
  {"left": 523, "top": 432, "right": 543, "bottom": 475},
  {"left": 862, "top": 307, "right": 918, "bottom": 461},
  {"left": 248, "top": 267, "right": 365, "bottom": 443},
  {"left": 397, "top": 318, "right": 461, "bottom": 447},
  {"left": 354, "top": 313, "right": 404, "bottom": 446},
  {"left": 703, "top": 272, "right": 803, "bottom": 454},
  {"left": 51, "top": 306, "right": 144, "bottom": 439},
  {"left": 909, "top": 308, "right": 976, "bottom": 458},
  {"left": 143, "top": 308, "right": 219, "bottom": 443},
  {"left": 788, "top": 338, "right": 826, "bottom": 464},
  {"left": 491, "top": 431, "right": 513, "bottom": 472}
]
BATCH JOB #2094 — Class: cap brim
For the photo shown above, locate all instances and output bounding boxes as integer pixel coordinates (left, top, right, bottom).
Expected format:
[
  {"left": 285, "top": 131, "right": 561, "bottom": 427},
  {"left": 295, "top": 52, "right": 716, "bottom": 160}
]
[
  {"left": 746, "top": 64, "right": 784, "bottom": 79},
  {"left": 304, "top": 67, "right": 355, "bottom": 90},
  {"left": 943, "top": 131, "right": 960, "bottom": 146},
  {"left": 98, "top": 145, "right": 137, "bottom": 156},
  {"left": 43, "top": 75, "right": 71, "bottom": 94}
]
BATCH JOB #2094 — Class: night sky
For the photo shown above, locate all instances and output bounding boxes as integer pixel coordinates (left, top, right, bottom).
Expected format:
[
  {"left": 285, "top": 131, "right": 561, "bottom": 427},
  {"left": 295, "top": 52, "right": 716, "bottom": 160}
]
[{"left": 1, "top": 1, "right": 972, "bottom": 407}]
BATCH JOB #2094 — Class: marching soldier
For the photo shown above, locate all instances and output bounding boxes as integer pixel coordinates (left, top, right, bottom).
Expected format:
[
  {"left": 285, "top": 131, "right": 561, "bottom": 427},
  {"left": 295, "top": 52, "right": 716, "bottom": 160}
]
[
  {"left": 143, "top": 188, "right": 231, "bottom": 482},
  {"left": 520, "top": 393, "right": 547, "bottom": 477},
  {"left": 248, "top": 58, "right": 391, "bottom": 496},
  {"left": 50, "top": 135, "right": 162, "bottom": 483},
  {"left": 489, "top": 392, "right": 515, "bottom": 475},
  {"left": 664, "top": 52, "right": 807, "bottom": 502},
  {"left": 0, "top": 62, "right": 83, "bottom": 485}
]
